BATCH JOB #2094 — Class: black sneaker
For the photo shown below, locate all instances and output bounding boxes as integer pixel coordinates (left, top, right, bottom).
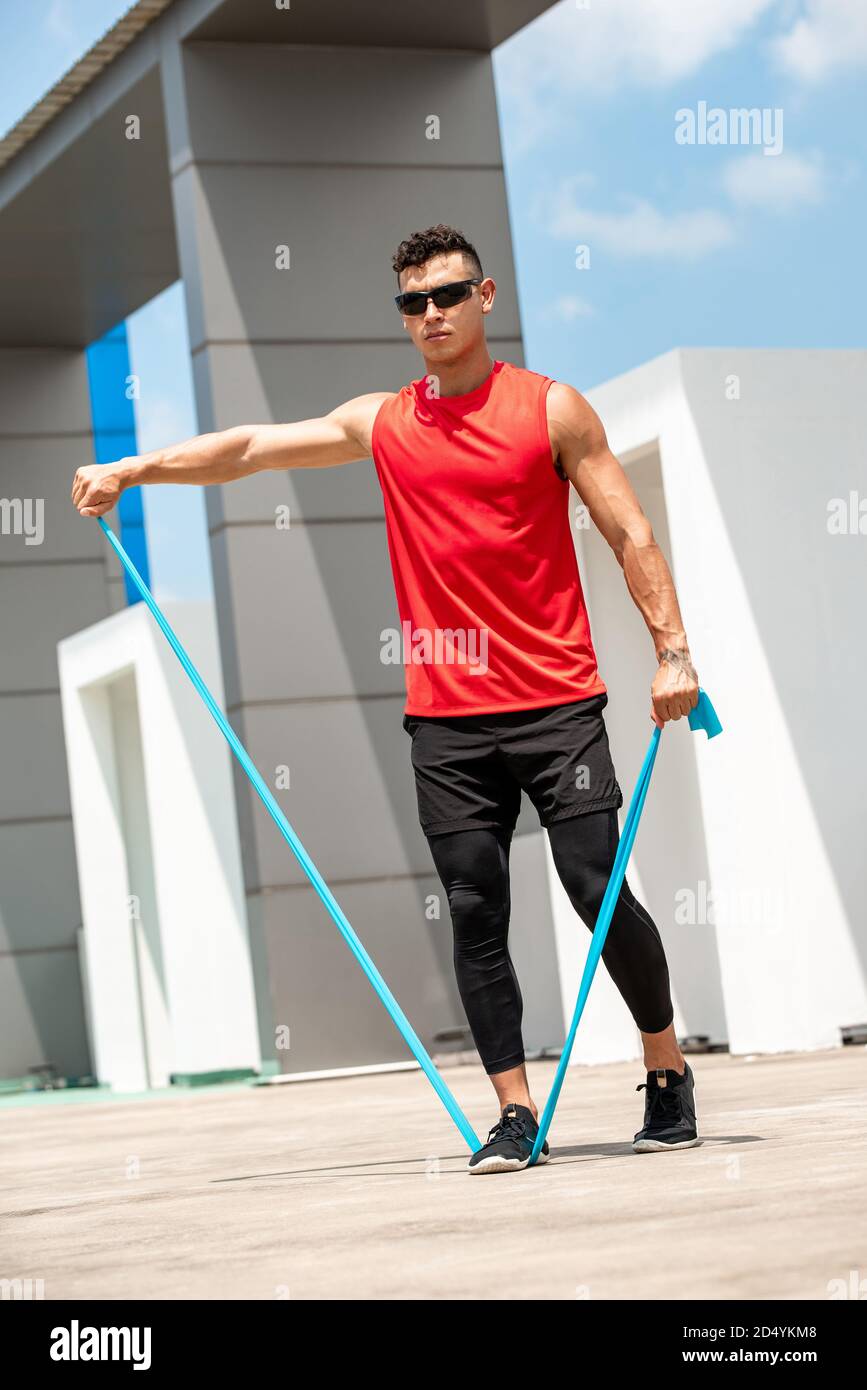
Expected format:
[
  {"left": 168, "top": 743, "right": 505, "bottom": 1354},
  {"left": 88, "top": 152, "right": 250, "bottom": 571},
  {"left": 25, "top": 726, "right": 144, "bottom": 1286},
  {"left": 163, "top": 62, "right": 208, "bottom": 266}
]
[
  {"left": 633, "top": 1061, "right": 701, "bottom": 1152},
  {"left": 468, "top": 1102, "right": 550, "bottom": 1174}
]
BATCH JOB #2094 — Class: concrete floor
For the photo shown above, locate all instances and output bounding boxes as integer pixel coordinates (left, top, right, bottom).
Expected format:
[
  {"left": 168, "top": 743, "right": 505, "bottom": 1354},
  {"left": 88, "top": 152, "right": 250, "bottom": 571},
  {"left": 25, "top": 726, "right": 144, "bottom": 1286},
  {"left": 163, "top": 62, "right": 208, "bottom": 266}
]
[{"left": 1, "top": 1047, "right": 865, "bottom": 1300}]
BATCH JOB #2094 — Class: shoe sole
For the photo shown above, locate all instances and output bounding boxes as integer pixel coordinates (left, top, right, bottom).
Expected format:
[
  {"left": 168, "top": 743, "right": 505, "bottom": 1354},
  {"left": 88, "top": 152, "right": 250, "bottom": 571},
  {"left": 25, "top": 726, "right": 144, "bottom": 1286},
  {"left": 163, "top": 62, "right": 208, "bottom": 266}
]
[
  {"left": 632, "top": 1136, "right": 702, "bottom": 1152},
  {"left": 469, "top": 1148, "right": 550, "bottom": 1175}
]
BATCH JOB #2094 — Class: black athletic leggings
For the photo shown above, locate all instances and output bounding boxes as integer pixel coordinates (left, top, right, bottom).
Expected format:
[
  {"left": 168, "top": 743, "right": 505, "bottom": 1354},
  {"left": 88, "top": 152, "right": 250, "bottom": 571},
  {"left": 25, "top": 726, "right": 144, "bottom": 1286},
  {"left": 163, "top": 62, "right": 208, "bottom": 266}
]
[{"left": 425, "top": 810, "right": 674, "bottom": 1076}]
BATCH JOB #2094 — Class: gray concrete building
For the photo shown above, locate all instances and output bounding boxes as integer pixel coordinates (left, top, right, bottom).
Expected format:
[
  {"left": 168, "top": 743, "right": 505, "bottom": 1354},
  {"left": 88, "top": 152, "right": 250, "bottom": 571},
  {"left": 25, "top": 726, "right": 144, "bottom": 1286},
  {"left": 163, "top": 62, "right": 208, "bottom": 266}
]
[{"left": 0, "top": 0, "right": 560, "bottom": 1086}]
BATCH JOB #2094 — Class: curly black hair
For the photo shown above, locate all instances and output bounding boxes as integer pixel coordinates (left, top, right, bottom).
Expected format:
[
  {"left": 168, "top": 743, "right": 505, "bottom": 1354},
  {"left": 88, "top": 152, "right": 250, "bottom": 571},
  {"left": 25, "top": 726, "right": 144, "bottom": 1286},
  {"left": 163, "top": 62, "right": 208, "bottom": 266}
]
[{"left": 392, "top": 224, "right": 483, "bottom": 281}]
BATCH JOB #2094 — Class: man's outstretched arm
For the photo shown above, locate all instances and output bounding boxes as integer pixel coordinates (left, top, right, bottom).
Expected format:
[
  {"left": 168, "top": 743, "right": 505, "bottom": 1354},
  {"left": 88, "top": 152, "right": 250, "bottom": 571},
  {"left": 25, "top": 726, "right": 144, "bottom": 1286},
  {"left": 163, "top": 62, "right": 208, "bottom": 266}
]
[
  {"left": 547, "top": 381, "right": 699, "bottom": 727},
  {"left": 71, "top": 392, "right": 392, "bottom": 518}
]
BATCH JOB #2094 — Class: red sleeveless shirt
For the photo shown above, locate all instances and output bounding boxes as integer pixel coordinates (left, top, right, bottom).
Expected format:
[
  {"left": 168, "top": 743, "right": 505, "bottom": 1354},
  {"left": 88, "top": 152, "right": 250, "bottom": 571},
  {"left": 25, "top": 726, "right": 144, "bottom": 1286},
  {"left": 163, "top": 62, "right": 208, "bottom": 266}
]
[{"left": 371, "top": 359, "right": 605, "bottom": 716}]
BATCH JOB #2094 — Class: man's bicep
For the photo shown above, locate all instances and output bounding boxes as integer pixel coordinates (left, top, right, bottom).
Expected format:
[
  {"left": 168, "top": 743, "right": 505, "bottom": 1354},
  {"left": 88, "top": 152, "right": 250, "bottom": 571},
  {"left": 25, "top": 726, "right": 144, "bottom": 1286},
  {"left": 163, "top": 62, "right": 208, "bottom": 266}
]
[
  {"left": 252, "top": 392, "right": 394, "bottom": 472},
  {"left": 548, "top": 384, "right": 650, "bottom": 554},
  {"left": 547, "top": 382, "right": 607, "bottom": 481},
  {"left": 251, "top": 416, "right": 363, "bottom": 471}
]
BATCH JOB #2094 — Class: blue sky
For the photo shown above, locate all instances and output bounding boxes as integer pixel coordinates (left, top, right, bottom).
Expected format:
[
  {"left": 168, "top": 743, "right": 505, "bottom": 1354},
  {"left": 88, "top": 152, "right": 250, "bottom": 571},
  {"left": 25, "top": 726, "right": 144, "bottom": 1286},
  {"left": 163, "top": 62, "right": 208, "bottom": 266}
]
[
  {"left": 494, "top": 0, "right": 867, "bottom": 385},
  {"left": 3, "top": 0, "right": 865, "bottom": 598}
]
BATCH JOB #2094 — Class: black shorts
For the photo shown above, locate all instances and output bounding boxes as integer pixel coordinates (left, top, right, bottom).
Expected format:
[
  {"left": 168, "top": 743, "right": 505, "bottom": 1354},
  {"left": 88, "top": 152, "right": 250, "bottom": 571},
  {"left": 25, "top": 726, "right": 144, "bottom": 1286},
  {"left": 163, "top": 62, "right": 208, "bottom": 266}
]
[{"left": 402, "top": 693, "right": 623, "bottom": 838}]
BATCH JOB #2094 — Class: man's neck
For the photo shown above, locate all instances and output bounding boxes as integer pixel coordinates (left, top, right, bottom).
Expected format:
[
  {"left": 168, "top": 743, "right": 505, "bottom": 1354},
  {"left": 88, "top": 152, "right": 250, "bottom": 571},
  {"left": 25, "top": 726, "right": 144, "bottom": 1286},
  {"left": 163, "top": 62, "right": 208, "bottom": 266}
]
[{"left": 423, "top": 344, "right": 495, "bottom": 398}]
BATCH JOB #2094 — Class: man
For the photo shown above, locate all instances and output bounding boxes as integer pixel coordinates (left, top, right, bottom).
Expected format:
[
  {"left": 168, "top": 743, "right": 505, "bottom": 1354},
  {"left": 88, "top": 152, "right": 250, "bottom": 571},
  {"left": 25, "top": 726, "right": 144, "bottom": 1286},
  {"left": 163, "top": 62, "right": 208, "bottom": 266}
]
[{"left": 72, "top": 224, "right": 701, "bottom": 1175}]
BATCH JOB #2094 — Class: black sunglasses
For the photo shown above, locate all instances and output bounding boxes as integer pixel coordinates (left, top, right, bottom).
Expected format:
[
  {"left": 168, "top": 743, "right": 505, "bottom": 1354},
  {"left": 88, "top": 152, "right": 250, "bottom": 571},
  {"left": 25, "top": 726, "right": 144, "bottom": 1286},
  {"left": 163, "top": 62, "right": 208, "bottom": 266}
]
[{"left": 394, "top": 278, "right": 482, "bottom": 316}]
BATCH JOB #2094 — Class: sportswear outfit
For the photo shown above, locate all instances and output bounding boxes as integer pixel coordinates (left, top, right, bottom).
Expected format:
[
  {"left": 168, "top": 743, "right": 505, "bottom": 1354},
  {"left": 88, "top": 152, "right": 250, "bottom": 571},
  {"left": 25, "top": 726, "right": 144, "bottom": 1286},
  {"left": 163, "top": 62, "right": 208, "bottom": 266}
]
[{"left": 371, "top": 360, "right": 675, "bottom": 1078}]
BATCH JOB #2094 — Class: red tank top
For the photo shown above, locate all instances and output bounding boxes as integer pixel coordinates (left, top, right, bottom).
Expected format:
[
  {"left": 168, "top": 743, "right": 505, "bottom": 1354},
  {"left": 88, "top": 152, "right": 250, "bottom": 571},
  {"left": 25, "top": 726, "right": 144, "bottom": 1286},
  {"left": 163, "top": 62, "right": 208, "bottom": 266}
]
[{"left": 371, "top": 358, "right": 605, "bottom": 716}]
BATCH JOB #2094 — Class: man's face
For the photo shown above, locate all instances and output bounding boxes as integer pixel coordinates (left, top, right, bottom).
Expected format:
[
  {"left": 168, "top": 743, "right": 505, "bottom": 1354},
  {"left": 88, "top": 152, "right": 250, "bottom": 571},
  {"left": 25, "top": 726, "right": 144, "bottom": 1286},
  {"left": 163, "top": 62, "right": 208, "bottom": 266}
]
[{"left": 396, "top": 252, "right": 494, "bottom": 362}]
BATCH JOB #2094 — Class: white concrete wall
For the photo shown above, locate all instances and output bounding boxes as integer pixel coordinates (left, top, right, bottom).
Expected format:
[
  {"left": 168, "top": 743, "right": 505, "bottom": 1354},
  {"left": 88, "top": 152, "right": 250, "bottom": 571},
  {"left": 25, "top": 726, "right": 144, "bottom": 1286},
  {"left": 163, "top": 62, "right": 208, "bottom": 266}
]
[
  {"left": 549, "top": 348, "right": 867, "bottom": 1060},
  {"left": 58, "top": 599, "right": 261, "bottom": 1090}
]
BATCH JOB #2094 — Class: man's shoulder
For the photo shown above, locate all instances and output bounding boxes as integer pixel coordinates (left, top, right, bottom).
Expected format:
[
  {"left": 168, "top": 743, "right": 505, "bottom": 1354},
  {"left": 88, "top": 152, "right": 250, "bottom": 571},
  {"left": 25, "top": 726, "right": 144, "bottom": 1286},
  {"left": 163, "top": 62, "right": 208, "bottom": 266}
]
[
  {"left": 543, "top": 380, "right": 606, "bottom": 458},
  {"left": 543, "top": 378, "right": 595, "bottom": 420},
  {"left": 498, "top": 360, "right": 553, "bottom": 388},
  {"left": 500, "top": 363, "right": 580, "bottom": 408},
  {"left": 329, "top": 390, "right": 399, "bottom": 458},
  {"left": 333, "top": 390, "right": 398, "bottom": 428}
]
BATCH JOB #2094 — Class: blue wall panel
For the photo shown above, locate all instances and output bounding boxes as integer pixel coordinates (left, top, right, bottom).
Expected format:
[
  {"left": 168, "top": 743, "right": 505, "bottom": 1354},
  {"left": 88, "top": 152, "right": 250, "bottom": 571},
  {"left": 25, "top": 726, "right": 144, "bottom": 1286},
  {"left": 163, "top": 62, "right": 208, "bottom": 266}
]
[{"left": 85, "top": 322, "right": 150, "bottom": 604}]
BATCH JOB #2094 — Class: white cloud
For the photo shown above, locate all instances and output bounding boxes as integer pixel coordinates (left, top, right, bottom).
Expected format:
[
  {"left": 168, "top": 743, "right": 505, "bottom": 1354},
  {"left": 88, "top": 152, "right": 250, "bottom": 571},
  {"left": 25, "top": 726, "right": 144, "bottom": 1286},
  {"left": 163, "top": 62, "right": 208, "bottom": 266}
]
[
  {"left": 43, "top": 0, "right": 77, "bottom": 47},
  {"left": 495, "top": 0, "right": 777, "bottom": 149},
  {"left": 722, "top": 150, "right": 827, "bottom": 208},
  {"left": 42, "top": 0, "right": 119, "bottom": 68},
  {"left": 540, "top": 177, "right": 734, "bottom": 259},
  {"left": 770, "top": 0, "right": 867, "bottom": 82}
]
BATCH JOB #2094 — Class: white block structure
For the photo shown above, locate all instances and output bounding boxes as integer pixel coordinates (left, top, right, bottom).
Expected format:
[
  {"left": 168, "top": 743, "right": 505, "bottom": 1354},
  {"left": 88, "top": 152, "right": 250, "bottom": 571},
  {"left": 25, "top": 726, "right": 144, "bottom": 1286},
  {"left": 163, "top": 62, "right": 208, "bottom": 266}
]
[
  {"left": 552, "top": 348, "right": 867, "bottom": 1061},
  {"left": 58, "top": 601, "right": 261, "bottom": 1091}
]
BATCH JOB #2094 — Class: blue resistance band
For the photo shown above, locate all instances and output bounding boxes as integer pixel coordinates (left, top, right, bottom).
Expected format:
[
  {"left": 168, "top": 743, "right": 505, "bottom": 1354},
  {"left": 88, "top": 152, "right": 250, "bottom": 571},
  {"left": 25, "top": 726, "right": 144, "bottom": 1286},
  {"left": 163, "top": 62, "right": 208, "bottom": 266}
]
[
  {"left": 529, "top": 688, "right": 722, "bottom": 1164},
  {"left": 97, "top": 518, "right": 482, "bottom": 1153}
]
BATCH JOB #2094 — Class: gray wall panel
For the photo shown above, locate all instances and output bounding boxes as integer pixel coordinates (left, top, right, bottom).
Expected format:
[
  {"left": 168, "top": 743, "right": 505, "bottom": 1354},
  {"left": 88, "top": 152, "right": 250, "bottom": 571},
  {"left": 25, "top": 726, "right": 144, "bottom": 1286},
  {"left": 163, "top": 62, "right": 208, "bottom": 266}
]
[
  {"left": 0, "top": 350, "right": 110, "bottom": 1080},
  {"left": 212, "top": 518, "right": 400, "bottom": 707},
  {"left": 181, "top": 45, "right": 504, "bottom": 166},
  {"left": 0, "top": 694, "right": 72, "bottom": 822},
  {"left": 257, "top": 874, "right": 466, "bottom": 1076},
  {"left": 0, "top": 562, "right": 111, "bottom": 693},
  {"left": 0, "top": 437, "right": 106, "bottom": 564},
  {"left": 181, "top": 162, "right": 521, "bottom": 349},
  {"left": 0, "top": 350, "right": 93, "bottom": 433},
  {"left": 0, "top": 951, "right": 91, "bottom": 1080},
  {"left": 0, "top": 821, "right": 80, "bottom": 953},
  {"left": 232, "top": 696, "right": 424, "bottom": 893}
]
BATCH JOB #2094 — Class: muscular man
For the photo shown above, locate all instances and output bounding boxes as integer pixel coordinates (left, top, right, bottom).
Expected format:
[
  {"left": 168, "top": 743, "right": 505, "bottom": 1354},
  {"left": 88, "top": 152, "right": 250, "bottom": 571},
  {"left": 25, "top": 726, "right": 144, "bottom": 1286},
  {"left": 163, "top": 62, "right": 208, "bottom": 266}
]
[{"left": 73, "top": 224, "right": 701, "bottom": 1174}]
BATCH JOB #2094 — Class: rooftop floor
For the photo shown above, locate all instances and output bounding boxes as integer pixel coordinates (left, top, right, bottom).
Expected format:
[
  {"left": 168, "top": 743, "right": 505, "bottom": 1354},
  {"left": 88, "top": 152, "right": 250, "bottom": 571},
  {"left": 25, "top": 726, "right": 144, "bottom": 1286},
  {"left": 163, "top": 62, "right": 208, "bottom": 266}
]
[{"left": 2, "top": 1047, "right": 865, "bottom": 1300}]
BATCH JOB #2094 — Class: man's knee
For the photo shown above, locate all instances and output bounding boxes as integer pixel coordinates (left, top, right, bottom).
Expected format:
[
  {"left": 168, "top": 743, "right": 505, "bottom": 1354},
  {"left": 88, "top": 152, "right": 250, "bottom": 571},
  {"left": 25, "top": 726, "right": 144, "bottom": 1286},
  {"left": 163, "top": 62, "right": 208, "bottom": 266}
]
[
  {"left": 548, "top": 813, "right": 621, "bottom": 923},
  {"left": 552, "top": 854, "right": 608, "bottom": 924},
  {"left": 447, "top": 881, "right": 505, "bottom": 939}
]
